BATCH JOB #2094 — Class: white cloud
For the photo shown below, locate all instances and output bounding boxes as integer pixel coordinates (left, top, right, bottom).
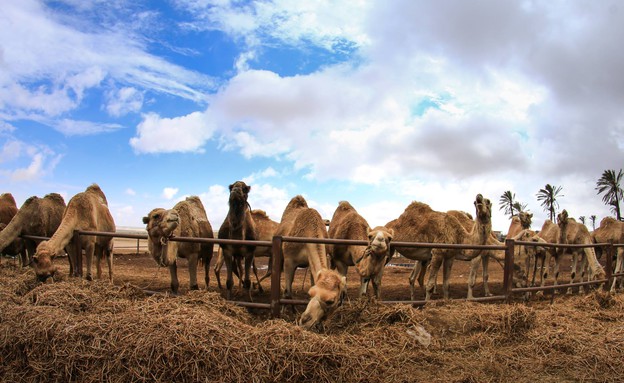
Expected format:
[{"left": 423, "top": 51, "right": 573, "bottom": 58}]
[
  {"left": 106, "top": 87, "right": 144, "bottom": 117},
  {"left": 0, "top": 138, "right": 62, "bottom": 182},
  {"left": 129, "top": 111, "right": 215, "bottom": 153},
  {"left": 53, "top": 119, "right": 123, "bottom": 136},
  {"left": 162, "top": 187, "right": 179, "bottom": 200},
  {"left": 125, "top": 188, "right": 136, "bottom": 196}
]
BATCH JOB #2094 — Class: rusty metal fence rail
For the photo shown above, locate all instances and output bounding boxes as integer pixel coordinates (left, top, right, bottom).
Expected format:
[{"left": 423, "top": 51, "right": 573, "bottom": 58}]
[{"left": 20, "top": 230, "right": 624, "bottom": 318}]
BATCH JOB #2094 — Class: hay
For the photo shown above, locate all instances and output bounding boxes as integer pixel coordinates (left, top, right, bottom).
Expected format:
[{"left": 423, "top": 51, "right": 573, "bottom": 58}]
[{"left": 2, "top": 263, "right": 624, "bottom": 383}]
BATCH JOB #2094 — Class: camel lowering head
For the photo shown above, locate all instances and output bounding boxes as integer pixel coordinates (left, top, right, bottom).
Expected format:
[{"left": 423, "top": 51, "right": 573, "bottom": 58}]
[
  {"left": 299, "top": 269, "right": 347, "bottom": 330},
  {"left": 32, "top": 241, "right": 60, "bottom": 282},
  {"left": 355, "top": 226, "right": 394, "bottom": 278},
  {"left": 143, "top": 208, "right": 180, "bottom": 266}
]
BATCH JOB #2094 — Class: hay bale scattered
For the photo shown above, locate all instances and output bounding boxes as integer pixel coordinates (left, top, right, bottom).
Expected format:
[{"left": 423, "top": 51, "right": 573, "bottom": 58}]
[{"left": 2, "top": 264, "right": 624, "bottom": 383}]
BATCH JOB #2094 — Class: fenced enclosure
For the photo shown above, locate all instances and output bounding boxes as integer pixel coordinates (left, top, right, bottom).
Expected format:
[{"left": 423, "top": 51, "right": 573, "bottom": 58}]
[{"left": 20, "top": 230, "right": 624, "bottom": 317}]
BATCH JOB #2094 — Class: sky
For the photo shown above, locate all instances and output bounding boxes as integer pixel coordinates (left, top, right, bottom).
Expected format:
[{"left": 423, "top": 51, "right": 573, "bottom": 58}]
[{"left": 1, "top": 0, "right": 623, "bottom": 234}]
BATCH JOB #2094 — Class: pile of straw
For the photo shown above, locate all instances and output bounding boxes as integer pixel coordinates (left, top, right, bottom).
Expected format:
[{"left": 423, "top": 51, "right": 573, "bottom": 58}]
[{"left": 1, "top": 263, "right": 623, "bottom": 383}]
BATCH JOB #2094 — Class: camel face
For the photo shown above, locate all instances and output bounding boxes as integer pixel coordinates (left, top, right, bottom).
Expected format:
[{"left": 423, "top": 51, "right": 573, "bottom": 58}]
[
  {"left": 519, "top": 212, "right": 533, "bottom": 229},
  {"left": 143, "top": 208, "right": 180, "bottom": 266},
  {"left": 355, "top": 227, "right": 393, "bottom": 278},
  {"left": 229, "top": 181, "right": 251, "bottom": 204},
  {"left": 474, "top": 194, "right": 492, "bottom": 224},
  {"left": 299, "top": 269, "right": 346, "bottom": 330},
  {"left": 32, "top": 241, "right": 59, "bottom": 282}
]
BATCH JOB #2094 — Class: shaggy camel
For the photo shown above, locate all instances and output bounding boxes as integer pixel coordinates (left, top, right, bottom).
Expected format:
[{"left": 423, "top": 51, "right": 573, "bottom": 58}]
[
  {"left": 32, "top": 184, "right": 115, "bottom": 283},
  {"left": 592, "top": 217, "right": 624, "bottom": 292},
  {"left": 391, "top": 194, "right": 492, "bottom": 301},
  {"left": 327, "top": 201, "right": 393, "bottom": 299},
  {"left": 0, "top": 192, "right": 23, "bottom": 260},
  {"left": 0, "top": 193, "right": 65, "bottom": 267},
  {"left": 276, "top": 195, "right": 346, "bottom": 330},
  {"left": 218, "top": 181, "right": 258, "bottom": 300},
  {"left": 143, "top": 196, "right": 214, "bottom": 294},
  {"left": 214, "top": 209, "right": 279, "bottom": 291}
]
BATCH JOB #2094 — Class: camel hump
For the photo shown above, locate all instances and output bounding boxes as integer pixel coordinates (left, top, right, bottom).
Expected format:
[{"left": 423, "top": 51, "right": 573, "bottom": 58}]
[
  {"left": 85, "top": 183, "right": 108, "bottom": 204},
  {"left": 22, "top": 196, "right": 40, "bottom": 207},
  {"left": 251, "top": 209, "right": 269, "bottom": 218},
  {"left": 406, "top": 201, "right": 433, "bottom": 213},
  {"left": 44, "top": 193, "right": 66, "bottom": 205},
  {"left": 337, "top": 201, "right": 355, "bottom": 211},
  {"left": 600, "top": 216, "right": 618, "bottom": 226},
  {"left": 0, "top": 193, "right": 17, "bottom": 205},
  {"left": 288, "top": 195, "right": 308, "bottom": 209}
]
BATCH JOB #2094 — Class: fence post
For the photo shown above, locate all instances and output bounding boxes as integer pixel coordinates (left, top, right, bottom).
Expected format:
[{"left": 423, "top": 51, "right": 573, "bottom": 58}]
[
  {"left": 604, "top": 244, "right": 614, "bottom": 292},
  {"left": 503, "top": 238, "right": 515, "bottom": 301},
  {"left": 270, "top": 236, "right": 283, "bottom": 318},
  {"left": 73, "top": 230, "right": 82, "bottom": 278}
]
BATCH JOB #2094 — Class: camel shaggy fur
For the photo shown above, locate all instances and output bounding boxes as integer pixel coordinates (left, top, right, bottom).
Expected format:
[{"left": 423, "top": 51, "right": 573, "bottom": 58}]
[
  {"left": 218, "top": 181, "right": 258, "bottom": 300},
  {"left": 0, "top": 192, "right": 23, "bottom": 259},
  {"left": 143, "top": 196, "right": 214, "bottom": 294},
  {"left": 0, "top": 193, "right": 65, "bottom": 267},
  {"left": 592, "top": 217, "right": 624, "bottom": 292},
  {"left": 32, "top": 184, "right": 115, "bottom": 283},
  {"left": 391, "top": 194, "right": 492, "bottom": 301},
  {"left": 214, "top": 209, "right": 278, "bottom": 291},
  {"left": 276, "top": 195, "right": 346, "bottom": 330},
  {"left": 328, "top": 201, "right": 393, "bottom": 299}
]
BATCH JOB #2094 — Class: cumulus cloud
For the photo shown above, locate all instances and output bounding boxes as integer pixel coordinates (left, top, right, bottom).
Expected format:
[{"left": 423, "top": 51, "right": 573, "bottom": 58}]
[
  {"left": 162, "top": 187, "right": 179, "bottom": 200},
  {"left": 106, "top": 87, "right": 144, "bottom": 117},
  {"left": 0, "top": 139, "right": 62, "bottom": 181},
  {"left": 130, "top": 112, "right": 215, "bottom": 153}
]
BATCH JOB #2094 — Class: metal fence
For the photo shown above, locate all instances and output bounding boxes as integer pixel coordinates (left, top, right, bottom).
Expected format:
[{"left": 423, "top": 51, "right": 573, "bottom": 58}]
[{"left": 21, "top": 231, "right": 624, "bottom": 318}]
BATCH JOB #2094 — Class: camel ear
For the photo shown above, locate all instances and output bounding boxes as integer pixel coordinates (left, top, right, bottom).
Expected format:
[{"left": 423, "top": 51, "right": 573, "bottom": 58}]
[
  {"left": 387, "top": 228, "right": 394, "bottom": 239},
  {"left": 315, "top": 269, "right": 323, "bottom": 282},
  {"left": 229, "top": 183, "right": 234, "bottom": 191},
  {"left": 244, "top": 185, "right": 251, "bottom": 194},
  {"left": 528, "top": 213, "right": 533, "bottom": 219},
  {"left": 142, "top": 216, "right": 150, "bottom": 224}
]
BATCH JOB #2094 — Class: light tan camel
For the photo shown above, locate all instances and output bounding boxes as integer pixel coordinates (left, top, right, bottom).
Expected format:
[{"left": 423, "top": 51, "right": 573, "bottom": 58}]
[
  {"left": 0, "top": 193, "right": 65, "bottom": 267},
  {"left": 327, "top": 201, "right": 393, "bottom": 299},
  {"left": 556, "top": 209, "right": 606, "bottom": 293},
  {"left": 143, "top": 196, "right": 214, "bottom": 294},
  {"left": 275, "top": 195, "right": 346, "bottom": 330},
  {"left": 445, "top": 210, "right": 531, "bottom": 299},
  {"left": 32, "top": 184, "right": 115, "bottom": 283},
  {"left": 214, "top": 209, "right": 278, "bottom": 291},
  {"left": 391, "top": 194, "right": 492, "bottom": 301},
  {"left": 592, "top": 217, "right": 624, "bottom": 292},
  {"left": 0, "top": 192, "right": 23, "bottom": 260},
  {"left": 507, "top": 212, "right": 533, "bottom": 239},
  {"left": 218, "top": 181, "right": 258, "bottom": 300}
]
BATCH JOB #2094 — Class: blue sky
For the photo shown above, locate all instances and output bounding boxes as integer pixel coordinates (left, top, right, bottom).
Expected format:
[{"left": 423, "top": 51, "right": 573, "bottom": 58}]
[{"left": 1, "top": 0, "right": 624, "bottom": 232}]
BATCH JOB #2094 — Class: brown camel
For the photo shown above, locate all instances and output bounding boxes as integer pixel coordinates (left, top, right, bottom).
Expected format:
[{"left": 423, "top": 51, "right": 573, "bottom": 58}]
[
  {"left": 327, "top": 201, "right": 393, "bottom": 299},
  {"left": 143, "top": 196, "right": 214, "bottom": 294},
  {"left": 218, "top": 181, "right": 258, "bottom": 300},
  {"left": 32, "top": 184, "right": 115, "bottom": 283},
  {"left": 214, "top": 209, "right": 279, "bottom": 291},
  {"left": 556, "top": 209, "right": 606, "bottom": 293},
  {"left": 391, "top": 194, "right": 492, "bottom": 301},
  {"left": 592, "top": 217, "right": 624, "bottom": 292},
  {"left": 507, "top": 212, "right": 533, "bottom": 239},
  {"left": 0, "top": 192, "right": 23, "bottom": 260},
  {"left": 275, "top": 195, "right": 346, "bottom": 330},
  {"left": 0, "top": 193, "right": 65, "bottom": 267},
  {"left": 446, "top": 210, "right": 530, "bottom": 299}
]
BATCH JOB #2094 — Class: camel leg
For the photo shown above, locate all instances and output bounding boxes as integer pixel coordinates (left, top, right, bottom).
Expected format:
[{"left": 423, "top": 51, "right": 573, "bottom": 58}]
[
  {"left": 168, "top": 261, "right": 179, "bottom": 294},
  {"left": 372, "top": 268, "right": 384, "bottom": 300},
  {"left": 409, "top": 262, "right": 421, "bottom": 301},
  {"left": 214, "top": 248, "right": 224, "bottom": 289},
  {"left": 425, "top": 253, "right": 444, "bottom": 301},
  {"left": 105, "top": 245, "right": 113, "bottom": 283},
  {"left": 359, "top": 276, "right": 369, "bottom": 297},
  {"left": 442, "top": 257, "right": 454, "bottom": 300},
  {"left": 568, "top": 252, "right": 580, "bottom": 294},
  {"left": 615, "top": 248, "right": 624, "bottom": 291},
  {"left": 283, "top": 260, "right": 297, "bottom": 299},
  {"left": 251, "top": 258, "right": 264, "bottom": 293},
  {"left": 467, "top": 256, "right": 480, "bottom": 300},
  {"left": 243, "top": 252, "right": 254, "bottom": 301},
  {"left": 481, "top": 255, "right": 491, "bottom": 297},
  {"left": 95, "top": 250, "right": 102, "bottom": 280},
  {"left": 223, "top": 250, "right": 234, "bottom": 300},
  {"left": 202, "top": 246, "right": 213, "bottom": 290},
  {"left": 188, "top": 253, "right": 199, "bottom": 290},
  {"left": 84, "top": 242, "right": 95, "bottom": 281},
  {"left": 578, "top": 252, "right": 588, "bottom": 294}
]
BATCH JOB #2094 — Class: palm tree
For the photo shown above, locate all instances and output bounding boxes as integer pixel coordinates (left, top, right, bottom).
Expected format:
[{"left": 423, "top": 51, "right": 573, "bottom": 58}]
[
  {"left": 536, "top": 184, "right": 564, "bottom": 221},
  {"left": 512, "top": 201, "right": 528, "bottom": 214},
  {"left": 499, "top": 191, "right": 517, "bottom": 218},
  {"left": 596, "top": 169, "right": 623, "bottom": 221},
  {"left": 590, "top": 215, "right": 597, "bottom": 230},
  {"left": 579, "top": 216, "right": 586, "bottom": 226}
]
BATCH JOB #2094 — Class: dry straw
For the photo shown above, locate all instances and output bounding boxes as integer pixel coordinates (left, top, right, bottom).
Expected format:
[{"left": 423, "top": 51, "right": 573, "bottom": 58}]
[{"left": 1, "top": 263, "right": 624, "bottom": 383}]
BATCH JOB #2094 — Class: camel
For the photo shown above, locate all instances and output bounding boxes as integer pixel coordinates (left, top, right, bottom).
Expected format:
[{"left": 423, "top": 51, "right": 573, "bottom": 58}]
[
  {"left": 507, "top": 212, "right": 533, "bottom": 239},
  {"left": 0, "top": 193, "right": 66, "bottom": 267},
  {"left": 327, "top": 201, "right": 393, "bottom": 299},
  {"left": 391, "top": 194, "right": 492, "bottom": 301},
  {"left": 32, "top": 184, "right": 115, "bottom": 283},
  {"left": 592, "top": 217, "right": 624, "bottom": 292},
  {"left": 556, "top": 210, "right": 606, "bottom": 293},
  {"left": 143, "top": 196, "right": 214, "bottom": 294},
  {"left": 218, "top": 181, "right": 258, "bottom": 300},
  {"left": 213, "top": 209, "right": 279, "bottom": 291},
  {"left": 0, "top": 192, "right": 23, "bottom": 260},
  {"left": 275, "top": 195, "right": 346, "bottom": 330}
]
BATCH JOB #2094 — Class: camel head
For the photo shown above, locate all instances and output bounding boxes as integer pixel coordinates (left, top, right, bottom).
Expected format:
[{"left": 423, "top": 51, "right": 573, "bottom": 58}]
[
  {"left": 32, "top": 241, "right": 60, "bottom": 282},
  {"left": 299, "top": 269, "right": 347, "bottom": 330},
  {"left": 355, "top": 226, "right": 394, "bottom": 278},
  {"left": 473, "top": 194, "right": 492, "bottom": 225},
  {"left": 143, "top": 208, "right": 180, "bottom": 267},
  {"left": 228, "top": 181, "right": 251, "bottom": 205},
  {"left": 557, "top": 209, "right": 569, "bottom": 226},
  {"left": 518, "top": 212, "right": 533, "bottom": 229}
]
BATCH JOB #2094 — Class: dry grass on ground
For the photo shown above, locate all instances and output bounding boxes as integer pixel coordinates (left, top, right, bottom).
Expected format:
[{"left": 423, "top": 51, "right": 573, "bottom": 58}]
[{"left": 2, "top": 260, "right": 624, "bottom": 383}]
